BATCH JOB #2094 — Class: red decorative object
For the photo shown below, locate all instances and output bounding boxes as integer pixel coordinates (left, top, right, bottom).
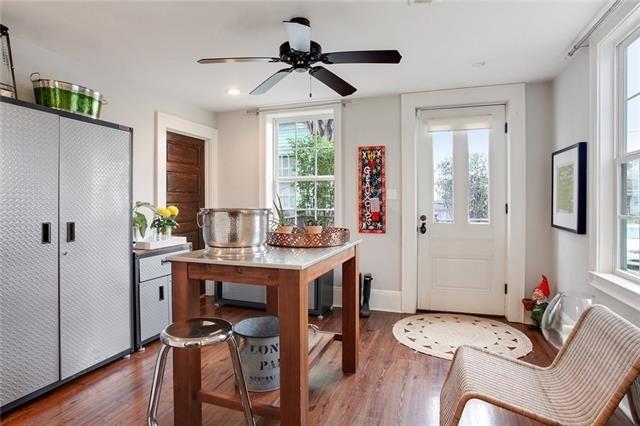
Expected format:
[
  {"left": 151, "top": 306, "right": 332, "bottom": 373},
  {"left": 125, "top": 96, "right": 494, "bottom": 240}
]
[
  {"left": 522, "top": 298, "right": 535, "bottom": 311},
  {"left": 358, "top": 146, "right": 386, "bottom": 233}
]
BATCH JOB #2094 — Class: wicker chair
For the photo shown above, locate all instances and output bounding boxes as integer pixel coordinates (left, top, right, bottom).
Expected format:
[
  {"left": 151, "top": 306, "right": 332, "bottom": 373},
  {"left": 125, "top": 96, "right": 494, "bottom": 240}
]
[{"left": 440, "top": 305, "right": 640, "bottom": 426}]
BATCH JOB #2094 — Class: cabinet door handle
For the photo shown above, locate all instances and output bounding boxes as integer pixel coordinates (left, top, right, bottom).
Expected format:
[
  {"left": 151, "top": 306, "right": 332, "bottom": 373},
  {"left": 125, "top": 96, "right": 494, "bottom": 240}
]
[
  {"left": 66, "top": 222, "right": 75, "bottom": 242},
  {"left": 41, "top": 222, "right": 51, "bottom": 244},
  {"left": 159, "top": 286, "right": 165, "bottom": 301}
]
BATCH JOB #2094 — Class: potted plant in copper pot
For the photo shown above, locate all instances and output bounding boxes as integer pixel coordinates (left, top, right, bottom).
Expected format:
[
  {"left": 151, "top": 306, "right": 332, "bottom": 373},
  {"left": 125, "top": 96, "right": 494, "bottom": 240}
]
[
  {"left": 305, "top": 218, "right": 323, "bottom": 235},
  {"left": 273, "top": 194, "right": 293, "bottom": 234}
]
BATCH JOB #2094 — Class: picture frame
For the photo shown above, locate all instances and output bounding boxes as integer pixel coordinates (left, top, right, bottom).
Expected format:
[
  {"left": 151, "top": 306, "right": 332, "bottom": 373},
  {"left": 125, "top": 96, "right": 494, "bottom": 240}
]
[{"left": 551, "top": 142, "right": 587, "bottom": 234}]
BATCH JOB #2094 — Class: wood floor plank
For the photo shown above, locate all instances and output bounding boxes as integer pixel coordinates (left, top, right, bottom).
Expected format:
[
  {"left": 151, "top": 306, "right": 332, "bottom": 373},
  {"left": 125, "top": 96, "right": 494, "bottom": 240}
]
[{"left": 0, "top": 297, "right": 633, "bottom": 426}]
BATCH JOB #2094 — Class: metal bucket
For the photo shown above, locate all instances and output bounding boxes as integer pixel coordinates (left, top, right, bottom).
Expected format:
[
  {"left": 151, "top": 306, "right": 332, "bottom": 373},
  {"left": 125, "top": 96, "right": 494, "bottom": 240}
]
[
  {"left": 197, "top": 208, "right": 270, "bottom": 257},
  {"left": 233, "top": 316, "right": 280, "bottom": 392}
]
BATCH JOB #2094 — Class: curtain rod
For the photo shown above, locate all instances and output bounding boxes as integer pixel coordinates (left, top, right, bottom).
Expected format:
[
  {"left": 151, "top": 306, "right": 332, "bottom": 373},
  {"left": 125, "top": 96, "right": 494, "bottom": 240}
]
[
  {"left": 245, "top": 99, "right": 349, "bottom": 115},
  {"left": 567, "top": 0, "right": 623, "bottom": 57}
]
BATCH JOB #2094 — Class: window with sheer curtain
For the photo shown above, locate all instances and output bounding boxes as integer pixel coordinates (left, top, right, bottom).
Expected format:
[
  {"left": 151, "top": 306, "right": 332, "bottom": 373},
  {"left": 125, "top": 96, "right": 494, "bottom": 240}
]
[{"left": 273, "top": 114, "right": 336, "bottom": 227}]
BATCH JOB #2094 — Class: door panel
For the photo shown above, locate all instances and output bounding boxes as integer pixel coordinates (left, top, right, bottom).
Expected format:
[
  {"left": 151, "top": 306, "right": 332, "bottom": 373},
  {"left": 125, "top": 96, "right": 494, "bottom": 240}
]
[
  {"left": 166, "top": 131, "right": 205, "bottom": 250},
  {"left": 0, "top": 103, "right": 60, "bottom": 406},
  {"left": 59, "top": 117, "right": 131, "bottom": 379},
  {"left": 417, "top": 106, "right": 506, "bottom": 315}
]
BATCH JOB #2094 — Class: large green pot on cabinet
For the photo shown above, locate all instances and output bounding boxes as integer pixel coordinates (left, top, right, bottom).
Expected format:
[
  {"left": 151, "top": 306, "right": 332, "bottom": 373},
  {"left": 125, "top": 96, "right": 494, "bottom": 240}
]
[{"left": 31, "top": 72, "right": 106, "bottom": 119}]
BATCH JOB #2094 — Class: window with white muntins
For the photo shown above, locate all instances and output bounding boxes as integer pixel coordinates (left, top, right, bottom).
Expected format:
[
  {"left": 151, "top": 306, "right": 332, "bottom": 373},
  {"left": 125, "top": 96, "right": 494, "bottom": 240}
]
[
  {"left": 617, "top": 27, "right": 640, "bottom": 277},
  {"left": 273, "top": 114, "right": 336, "bottom": 227}
]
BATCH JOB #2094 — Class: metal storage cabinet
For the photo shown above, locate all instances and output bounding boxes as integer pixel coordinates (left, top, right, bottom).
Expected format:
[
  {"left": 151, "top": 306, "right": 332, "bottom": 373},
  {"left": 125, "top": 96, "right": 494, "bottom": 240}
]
[
  {"left": 0, "top": 102, "right": 60, "bottom": 407},
  {"left": 133, "top": 245, "right": 191, "bottom": 349},
  {"left": 0, "top": 97, "right": 133, "bottom": 411},
  {"left": 59, "top": 117, "right": 132, "bottom": 379}
]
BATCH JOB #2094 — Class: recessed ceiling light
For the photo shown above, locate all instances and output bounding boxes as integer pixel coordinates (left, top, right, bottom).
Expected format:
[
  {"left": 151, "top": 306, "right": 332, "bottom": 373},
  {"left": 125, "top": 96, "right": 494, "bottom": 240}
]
[
  {"left": 226, "top": 88, "right": 240, "bottom": 96},
  {"left": 472, "top": 61, "right": 486, "bottom": 67}
]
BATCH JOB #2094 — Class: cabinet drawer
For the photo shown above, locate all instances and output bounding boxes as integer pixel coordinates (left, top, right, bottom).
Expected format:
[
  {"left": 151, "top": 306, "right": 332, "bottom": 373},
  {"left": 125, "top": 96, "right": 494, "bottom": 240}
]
[
  {"left": 139, "top": 277, "right": 170, "bottom": 343},
  {"left": 139, "top": 249, "right": 190, "bottom": 282}
]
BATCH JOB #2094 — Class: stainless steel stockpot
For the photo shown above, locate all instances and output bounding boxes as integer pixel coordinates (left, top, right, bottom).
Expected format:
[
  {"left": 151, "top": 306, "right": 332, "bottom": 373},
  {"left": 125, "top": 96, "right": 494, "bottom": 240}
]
[{"left": 197, "top": 208, "right": 270, "bottom": 249}]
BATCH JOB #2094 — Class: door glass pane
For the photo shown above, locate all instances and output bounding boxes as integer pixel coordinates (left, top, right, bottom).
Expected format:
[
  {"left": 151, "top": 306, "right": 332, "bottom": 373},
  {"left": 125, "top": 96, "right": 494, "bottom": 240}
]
[
  {"left": 620, "top": 218, "right": 640, "bottom": 274},
  {"left": 626, "top": 95, "right": 640, "bottom": 153},
  {"left": 432, "top": 131, "right": 453, "bottom": 223},
  {"left": 468, "top": 129, "right": 490, "bottom": 224},
  {"left": 627, "top": 35, "right": 640, "bottom": 98},
  {"left": 622, "top": 160, "right": 640, "bottom": 216}
]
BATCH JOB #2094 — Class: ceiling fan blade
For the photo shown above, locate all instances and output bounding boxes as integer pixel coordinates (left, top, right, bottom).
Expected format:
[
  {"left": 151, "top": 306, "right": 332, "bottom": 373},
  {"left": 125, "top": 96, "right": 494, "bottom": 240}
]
[
  {"left": 197, "top": 57, "right": 280, "bottom": 64},
  {"left": 321, "top": 50, "right": 402, "bottom": 64},
  {"left": 309, "top": 66, "right": 356, "bottom": 96},
  {"left": 283, "top": 18, "right": 311, "bottom": 53},
  {"left": 250, "top": 67, "right": 294, "bottom": 95}
]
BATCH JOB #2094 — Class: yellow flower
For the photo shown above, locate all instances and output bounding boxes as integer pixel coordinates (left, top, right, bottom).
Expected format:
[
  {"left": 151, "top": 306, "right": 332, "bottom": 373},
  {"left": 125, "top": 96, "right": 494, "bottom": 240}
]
[
  {"left": 157, "top": 208, "right": 170, "bottom": 218},
  {"left": 167, "top": 205, "right": 179, "bottom": 217}
]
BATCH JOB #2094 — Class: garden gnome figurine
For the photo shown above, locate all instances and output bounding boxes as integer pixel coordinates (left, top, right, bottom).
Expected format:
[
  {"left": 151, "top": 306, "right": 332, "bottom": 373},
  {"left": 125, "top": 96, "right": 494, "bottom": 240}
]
[{"left": 530, "top": 275, "right": 550, "bottom": 329}]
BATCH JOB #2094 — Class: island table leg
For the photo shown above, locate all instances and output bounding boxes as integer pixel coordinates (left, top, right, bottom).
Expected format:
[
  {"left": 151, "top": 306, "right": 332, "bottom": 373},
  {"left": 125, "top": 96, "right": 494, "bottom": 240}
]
[
  {"left": 171, "top": 262, "right": 202, "bottom": 426},
  {"left": 266, "top": 286, "right": 279, "bottom": 315},
  {"left": 342, "top": 247, "right": 360, "bottom": 373},
  {"left": 278, "top": 269, "right": 309, "bottom": 425}
]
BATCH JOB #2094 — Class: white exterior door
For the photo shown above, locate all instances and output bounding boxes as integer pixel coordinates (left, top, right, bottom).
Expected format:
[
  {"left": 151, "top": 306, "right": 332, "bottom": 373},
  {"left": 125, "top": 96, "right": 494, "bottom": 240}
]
[{"left": 417, "top": 105, "right": 507, "bottom": 315}]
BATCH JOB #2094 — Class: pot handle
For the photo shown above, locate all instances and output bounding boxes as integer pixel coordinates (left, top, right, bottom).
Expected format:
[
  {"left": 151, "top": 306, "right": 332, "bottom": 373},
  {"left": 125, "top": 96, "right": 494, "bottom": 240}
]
[
  {"left": 30, "top": 72, "right": 40, "bottom": 82},
  {"left": 196, "top": 211, "right": 204, "bottom": 229}
]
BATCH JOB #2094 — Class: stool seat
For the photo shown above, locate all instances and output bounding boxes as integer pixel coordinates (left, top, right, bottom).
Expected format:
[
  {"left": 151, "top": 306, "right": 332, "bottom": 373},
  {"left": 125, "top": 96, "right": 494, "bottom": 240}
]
[{"left": 161, "top": 318, "right": 233, "bottom": 348}]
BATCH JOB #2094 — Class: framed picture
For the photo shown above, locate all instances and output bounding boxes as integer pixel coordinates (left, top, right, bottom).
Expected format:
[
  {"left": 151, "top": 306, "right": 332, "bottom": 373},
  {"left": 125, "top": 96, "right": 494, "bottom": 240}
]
[
  {"left": 358, "top": 145, "right": 386, "bottom": 233},
  {"left": 551, "top": 142, "right": 587, "bottom": 234}
]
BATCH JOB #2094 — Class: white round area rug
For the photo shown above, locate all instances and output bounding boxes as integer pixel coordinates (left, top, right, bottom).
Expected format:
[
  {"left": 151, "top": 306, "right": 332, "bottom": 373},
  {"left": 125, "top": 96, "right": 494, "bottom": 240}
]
[{"left": 392, "top": 313, "right": 532, "bottom": 360}]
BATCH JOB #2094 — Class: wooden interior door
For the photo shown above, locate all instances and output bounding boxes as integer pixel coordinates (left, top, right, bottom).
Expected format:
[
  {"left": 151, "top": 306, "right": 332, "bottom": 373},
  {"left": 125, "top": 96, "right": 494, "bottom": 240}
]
[{"left": 166, "top": 131, "right": 205, "bottom": 250}]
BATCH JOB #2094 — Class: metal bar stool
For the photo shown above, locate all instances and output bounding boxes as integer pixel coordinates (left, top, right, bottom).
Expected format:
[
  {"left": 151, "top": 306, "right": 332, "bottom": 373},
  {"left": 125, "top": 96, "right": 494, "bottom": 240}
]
[{"left": 147, "top": 317, "right": 255, "bottom": 426}]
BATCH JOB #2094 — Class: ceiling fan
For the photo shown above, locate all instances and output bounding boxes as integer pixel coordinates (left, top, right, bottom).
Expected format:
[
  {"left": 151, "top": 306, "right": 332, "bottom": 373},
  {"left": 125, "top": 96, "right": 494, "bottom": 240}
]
[{"left": 197, "top": 17, "right": 402, "bottom": 97}]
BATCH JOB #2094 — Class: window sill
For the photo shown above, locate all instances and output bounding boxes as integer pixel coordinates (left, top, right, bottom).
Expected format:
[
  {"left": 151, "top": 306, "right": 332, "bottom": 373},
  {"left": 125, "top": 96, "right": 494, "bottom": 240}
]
[{"left": 589, "top": 271, "right": 640, "bottom": 311}]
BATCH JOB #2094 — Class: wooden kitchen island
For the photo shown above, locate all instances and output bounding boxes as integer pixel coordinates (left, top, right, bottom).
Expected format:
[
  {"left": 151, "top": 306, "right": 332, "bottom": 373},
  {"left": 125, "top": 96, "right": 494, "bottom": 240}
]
[{"left": 168, "top": 240, "right": 361, "bottom": 426}]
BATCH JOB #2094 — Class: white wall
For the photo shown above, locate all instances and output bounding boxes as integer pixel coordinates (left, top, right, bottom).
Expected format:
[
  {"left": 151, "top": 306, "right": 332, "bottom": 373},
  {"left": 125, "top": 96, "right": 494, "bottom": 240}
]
[
  {"left": 342, "top": 96, "right": 402, "bottom": 309},
  {"left": 10, "top": 36, "right": 217, "bottom": 205},
  {"left": 525, "top": 82, "right": 554, "bottom": 295},
  {"left": 216, "top": 110, "right": 260, "bottom": 208},
  {"left": 552, "top": 49, "right": 639, "bottom": 326}
]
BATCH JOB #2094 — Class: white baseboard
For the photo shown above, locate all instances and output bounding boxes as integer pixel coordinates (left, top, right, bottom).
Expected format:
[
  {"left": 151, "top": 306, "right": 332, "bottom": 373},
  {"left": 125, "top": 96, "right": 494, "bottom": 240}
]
[{"left": 332, "top": 287, "right": 402, "bottom": 313}]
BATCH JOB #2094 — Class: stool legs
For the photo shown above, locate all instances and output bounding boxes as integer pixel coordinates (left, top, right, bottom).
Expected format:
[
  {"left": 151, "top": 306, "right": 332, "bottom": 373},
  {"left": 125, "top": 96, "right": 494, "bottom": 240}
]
[
  {"left": 227, "top": 335, "right": 255, "bottom": 426},
  {"left": 147, "top": 344, "right": 171, "bottom": 426}
]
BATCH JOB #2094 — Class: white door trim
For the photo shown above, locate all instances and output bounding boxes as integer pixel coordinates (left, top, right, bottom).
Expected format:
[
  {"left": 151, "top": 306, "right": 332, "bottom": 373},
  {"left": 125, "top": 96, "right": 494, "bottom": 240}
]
[
  {"left": 400, "top": 84, "right": 526, "bottom": 323},
  {"left": 154, "top": 111, "right": 218, "bottom": 208}
]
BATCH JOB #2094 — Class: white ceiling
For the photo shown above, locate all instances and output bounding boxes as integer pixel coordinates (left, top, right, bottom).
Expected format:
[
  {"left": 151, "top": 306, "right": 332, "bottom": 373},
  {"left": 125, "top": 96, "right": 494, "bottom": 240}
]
[{"left": 2, "top": 1, "right": 604, "bottom": 112}]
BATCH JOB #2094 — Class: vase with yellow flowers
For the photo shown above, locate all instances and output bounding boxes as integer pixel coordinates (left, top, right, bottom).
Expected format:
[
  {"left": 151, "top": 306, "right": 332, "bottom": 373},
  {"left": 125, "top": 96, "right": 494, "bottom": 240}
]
[{"left": 151, "top": 205, "right": 180, "bottom": 240}]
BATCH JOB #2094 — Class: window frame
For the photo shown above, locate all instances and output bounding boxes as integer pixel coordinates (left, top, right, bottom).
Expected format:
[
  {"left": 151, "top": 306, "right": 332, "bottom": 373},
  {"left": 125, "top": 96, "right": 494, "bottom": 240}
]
[
  {"left": 615, "top": 26, "right": 640, "bottom": 283},
  {"left": 272, "top": 112, "right": 338, "bottom": 226}
]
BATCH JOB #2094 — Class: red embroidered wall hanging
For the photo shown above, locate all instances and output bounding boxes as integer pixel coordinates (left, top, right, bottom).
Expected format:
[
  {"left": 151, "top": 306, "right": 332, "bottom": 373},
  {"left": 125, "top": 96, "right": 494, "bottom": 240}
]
[{"left": 358, "top": 145, "right": 386, "bottom": 234}]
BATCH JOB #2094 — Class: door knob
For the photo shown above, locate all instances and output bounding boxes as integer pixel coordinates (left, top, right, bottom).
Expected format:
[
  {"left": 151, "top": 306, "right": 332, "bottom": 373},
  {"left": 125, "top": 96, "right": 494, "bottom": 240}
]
[
  {"left": 419, "top": 223, "right": 427, "bottom": 234},
  {"left": 418, "top": 215, "right": 427, "bottom": 234}
]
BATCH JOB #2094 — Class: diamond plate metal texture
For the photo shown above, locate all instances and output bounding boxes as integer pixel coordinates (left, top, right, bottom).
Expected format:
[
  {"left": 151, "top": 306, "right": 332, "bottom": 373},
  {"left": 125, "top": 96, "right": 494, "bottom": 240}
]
[
  {"left": 139, "top": 277, "right": 170, "bottom": 342},
  {"left": 139, "top": 249, "right": 190, "bottom": 282},
  {"left": 0, "top": 103, "right": 60, "bottom": 406},
  {"left": 59, "top": 117, "right": 131, "bottom": 379}
]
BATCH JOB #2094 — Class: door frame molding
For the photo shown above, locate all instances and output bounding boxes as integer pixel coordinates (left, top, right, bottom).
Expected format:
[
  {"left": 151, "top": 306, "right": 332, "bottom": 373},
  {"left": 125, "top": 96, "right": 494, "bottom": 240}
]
[
  {"left": 155, "top": 111, "right": 218, "bottom": 208},
  {"left": 400, "top": 84, "right": 526, "bottom": 322}
]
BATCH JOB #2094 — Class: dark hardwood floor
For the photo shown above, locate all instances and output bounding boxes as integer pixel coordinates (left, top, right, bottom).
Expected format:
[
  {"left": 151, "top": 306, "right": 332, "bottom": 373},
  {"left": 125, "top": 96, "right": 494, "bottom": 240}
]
[{"left": 1, "top": 297, "right": 634, "bottom": 425}]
